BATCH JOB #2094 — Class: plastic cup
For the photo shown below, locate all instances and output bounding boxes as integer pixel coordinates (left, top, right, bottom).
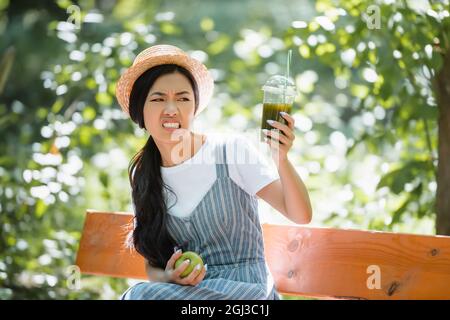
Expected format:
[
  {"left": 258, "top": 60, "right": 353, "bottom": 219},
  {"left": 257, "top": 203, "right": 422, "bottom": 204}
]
[{"left": 261, "top": 75, "right": 296, "bottom": 142}]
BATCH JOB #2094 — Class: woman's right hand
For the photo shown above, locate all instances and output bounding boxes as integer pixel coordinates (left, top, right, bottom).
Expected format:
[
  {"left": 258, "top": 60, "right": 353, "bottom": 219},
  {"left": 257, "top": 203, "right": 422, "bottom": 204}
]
[{"left": 164, "top": 249, "right": 206, "bottom": 286}]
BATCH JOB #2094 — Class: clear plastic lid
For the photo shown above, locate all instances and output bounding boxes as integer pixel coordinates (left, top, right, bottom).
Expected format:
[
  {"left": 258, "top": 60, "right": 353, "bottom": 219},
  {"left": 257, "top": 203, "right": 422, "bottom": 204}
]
[{"left": 262, "top": 75, "right": 296, "bottom": 96}]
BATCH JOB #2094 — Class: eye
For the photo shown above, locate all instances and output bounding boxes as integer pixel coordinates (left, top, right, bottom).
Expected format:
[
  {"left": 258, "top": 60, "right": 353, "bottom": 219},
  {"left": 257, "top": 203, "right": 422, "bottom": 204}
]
[
  {"left": 151, "top": 98, "right": 164, "bottom": 102},
  {"left": 178, "top": 97, "right": 190, "bottom": 102}
]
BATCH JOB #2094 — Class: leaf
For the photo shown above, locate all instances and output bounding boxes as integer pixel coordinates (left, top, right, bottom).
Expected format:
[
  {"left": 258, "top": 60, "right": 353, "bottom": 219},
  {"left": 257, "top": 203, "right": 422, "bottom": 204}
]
[
  {"left": 200, "top": 17, "right": 214, "bottom": 32},
  {"left": 35, "top": 199, "right": 47, "bottom": 218},
  {"left": 207, "top": 34, "right": 230, "bottom": 55},
  {"left": 82, "top": 106, "right": 96, "bottom": 121},
  {"left": 85, "top": 78, "right": 96, "bottom": 90},
  {"left": 429, "top": 52, "right": 443, "bottom": 72},
  {"left": 159, "top": 22, "right": 181, "bottom": 35},
  {"left": 390, "top": 196, "right": 409, "bottom": 226},
  {"left": 79, "top": 126, "right": 92, "bottom": 145},
  {"left": 346, "top": 131, "right": 385, "bottom": 157},
  {"left": 99, "top": 171, "right": 109, "bottom": 188},
  {"left": 299, "top": 44, "right": 311, "bottom": 58},
  {"left": 389, "top": 183, "right": 423, "bottom": 226},
  {"left": 0, "top": 46, "right": 15, "bottom": 96},
  {"left": 377, "top": 161, "right": 431, "bottom": 194},
  {"left": 56, "top": 0, "right": 73, "bottom": 10},
  {"left": 51, "top": 98, "right": 64, "bottom": 114},
  {"left": 95, "top": 92, "right": 112, "bottom": 106},
  {"left": 350, "top": 84, "right": 369, "bottom": 99}
]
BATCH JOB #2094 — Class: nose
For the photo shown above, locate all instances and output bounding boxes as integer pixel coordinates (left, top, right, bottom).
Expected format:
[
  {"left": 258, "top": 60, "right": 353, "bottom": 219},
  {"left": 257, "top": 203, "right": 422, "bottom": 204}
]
[{"left": 163, "top": 100, "right": 178, "bottom": 116}]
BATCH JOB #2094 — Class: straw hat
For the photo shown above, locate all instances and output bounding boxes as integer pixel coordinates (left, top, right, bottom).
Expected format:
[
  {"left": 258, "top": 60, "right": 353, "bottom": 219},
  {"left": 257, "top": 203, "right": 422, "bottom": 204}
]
[{"left": 115, "top": 44, "right": 214, "bottom": 117}]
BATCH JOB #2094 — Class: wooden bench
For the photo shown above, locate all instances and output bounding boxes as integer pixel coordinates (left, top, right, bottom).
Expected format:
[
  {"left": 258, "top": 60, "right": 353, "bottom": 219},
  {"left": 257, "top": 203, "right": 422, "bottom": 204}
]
[{"left": 75, "top": 209, "right": 450, "bottom": 300}]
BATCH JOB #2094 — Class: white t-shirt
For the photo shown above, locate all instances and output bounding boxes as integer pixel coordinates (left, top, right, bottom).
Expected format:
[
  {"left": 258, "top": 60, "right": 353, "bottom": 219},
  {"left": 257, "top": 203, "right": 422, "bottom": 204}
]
[{"left": 160, "top": 134, "right": 279, "bottom": 218}]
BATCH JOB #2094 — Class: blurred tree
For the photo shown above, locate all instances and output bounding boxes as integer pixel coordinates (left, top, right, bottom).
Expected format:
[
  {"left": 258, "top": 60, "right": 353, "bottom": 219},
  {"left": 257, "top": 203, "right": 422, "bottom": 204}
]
[{"left": 285, "top": 0, "right": 449, "bottom": 234}]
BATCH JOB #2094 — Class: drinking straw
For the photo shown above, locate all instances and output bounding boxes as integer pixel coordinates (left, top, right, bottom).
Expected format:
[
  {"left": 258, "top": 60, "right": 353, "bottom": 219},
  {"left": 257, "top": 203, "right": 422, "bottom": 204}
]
[
  {"left": 284, "top": 49, "right": 292, "bottom": 104},
  {"left": 287, "top": 49, "right": 292, "bottom": 81}
]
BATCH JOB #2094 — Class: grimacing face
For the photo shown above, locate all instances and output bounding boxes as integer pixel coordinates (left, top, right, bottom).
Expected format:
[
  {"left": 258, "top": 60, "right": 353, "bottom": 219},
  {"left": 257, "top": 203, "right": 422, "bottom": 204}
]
[{"left": 143, "top": 72, "right": 196, "bottom": 142}]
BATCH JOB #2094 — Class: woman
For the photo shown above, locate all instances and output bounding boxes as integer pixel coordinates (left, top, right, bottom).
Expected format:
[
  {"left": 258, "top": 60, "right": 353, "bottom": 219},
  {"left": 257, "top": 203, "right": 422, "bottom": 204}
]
[{"left": 116, "top": 45, "right": 312, "bottom": 300}]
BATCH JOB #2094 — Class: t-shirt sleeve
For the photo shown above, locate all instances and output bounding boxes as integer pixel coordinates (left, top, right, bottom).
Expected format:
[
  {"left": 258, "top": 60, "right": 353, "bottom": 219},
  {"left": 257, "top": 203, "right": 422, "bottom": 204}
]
[{"left": 226, "top": 134, "right": 279, "bottom": 197}]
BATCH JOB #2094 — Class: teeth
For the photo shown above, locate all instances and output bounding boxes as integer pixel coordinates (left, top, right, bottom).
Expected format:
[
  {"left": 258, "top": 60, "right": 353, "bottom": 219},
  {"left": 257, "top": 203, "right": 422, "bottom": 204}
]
[{"left": 162, "top": 122, "right": 180, "bottom": 128}]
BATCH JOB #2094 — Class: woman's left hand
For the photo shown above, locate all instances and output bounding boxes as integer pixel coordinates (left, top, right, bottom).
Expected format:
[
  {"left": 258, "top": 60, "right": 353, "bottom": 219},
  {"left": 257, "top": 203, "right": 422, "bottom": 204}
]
[{"left": 263, "top": 112, "right": 296, "bottom": 165}]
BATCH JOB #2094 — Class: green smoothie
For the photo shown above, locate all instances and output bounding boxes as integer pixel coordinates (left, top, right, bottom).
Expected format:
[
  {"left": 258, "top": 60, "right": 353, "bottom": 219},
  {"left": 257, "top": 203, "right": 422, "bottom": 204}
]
[{"left": 261, "top": 103, "right": 293, "bottom": 131}]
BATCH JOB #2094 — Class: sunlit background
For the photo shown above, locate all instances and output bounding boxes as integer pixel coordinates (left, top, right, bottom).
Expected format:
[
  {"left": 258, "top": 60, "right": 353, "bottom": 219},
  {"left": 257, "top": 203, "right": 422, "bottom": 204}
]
[{"left": 1, "top": 0, "right": 448, "bottom": 299}]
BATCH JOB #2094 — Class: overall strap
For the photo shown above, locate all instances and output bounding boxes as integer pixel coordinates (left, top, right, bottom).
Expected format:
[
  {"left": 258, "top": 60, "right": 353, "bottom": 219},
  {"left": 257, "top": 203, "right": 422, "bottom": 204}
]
[{"left": 215, "top": 141, "right": 229, "bottom": 178}]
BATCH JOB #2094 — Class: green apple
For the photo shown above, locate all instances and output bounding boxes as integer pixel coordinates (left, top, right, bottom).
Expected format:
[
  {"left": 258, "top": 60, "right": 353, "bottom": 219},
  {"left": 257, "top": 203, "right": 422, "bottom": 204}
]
[{"left": 174, "top": 251, "right": 204, "bottom": 278}]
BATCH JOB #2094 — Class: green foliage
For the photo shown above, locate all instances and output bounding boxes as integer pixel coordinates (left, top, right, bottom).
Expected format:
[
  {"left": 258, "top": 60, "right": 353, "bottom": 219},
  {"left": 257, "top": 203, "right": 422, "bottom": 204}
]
[{"left": 289, "top": 0, "right": 446, "bottom": 231}]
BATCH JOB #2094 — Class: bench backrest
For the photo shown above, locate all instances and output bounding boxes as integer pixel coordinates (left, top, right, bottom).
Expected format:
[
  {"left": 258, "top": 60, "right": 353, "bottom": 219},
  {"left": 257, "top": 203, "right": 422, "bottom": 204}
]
[{"left": 76, "top": 210, "right": 450, "bottom": 299}]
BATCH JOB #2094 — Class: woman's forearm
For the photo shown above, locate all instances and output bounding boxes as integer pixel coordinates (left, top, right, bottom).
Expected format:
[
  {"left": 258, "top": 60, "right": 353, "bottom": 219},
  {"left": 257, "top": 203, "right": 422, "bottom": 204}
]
[
  {"left": 277, "top": 157, "right": 312, "bottom": 224},
  {"left": 145, "top": 261, "right": 170, "bottom": 283}
]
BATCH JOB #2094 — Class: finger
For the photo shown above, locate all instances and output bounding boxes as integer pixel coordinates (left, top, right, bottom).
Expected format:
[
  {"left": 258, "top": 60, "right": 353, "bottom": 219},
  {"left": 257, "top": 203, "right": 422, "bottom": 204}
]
[
  {"left": 190, "top": 269, "right": 206, "bottom": 286},
  {"left": 172, "top": 259, "right": 191, "bottom": 278},
  {"left": 280, "top": 112, "right": 295, "bottom": 130},
  {"left": 267, "top": 119, "right": 295, "bottom": 140},
  {"left": 265, "top": 136, "right": 289, "bottom": 154},
  {"left": 264, "top": 130, "right": 292, "bottom": 149},
  {"left": 183, "top": 263, "right": 203, "bottom": 284},
  {"left": 194, "top": 265, "right": 207, "bottom": 283},
  {"left": 263, "top": 129, "right": 291, "bottom": 146},
  {"left": 166, "top": 249, "right": 183, "bottom": 269},
  {"left": 264, "top": 134, "right": 279, "bottom": 147}
]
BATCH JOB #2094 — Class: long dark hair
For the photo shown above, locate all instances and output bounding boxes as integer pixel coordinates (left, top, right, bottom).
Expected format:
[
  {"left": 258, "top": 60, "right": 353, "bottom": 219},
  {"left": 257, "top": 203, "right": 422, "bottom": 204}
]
[{"left": 127, "top": 64, "right": 199, "bottom": 268}]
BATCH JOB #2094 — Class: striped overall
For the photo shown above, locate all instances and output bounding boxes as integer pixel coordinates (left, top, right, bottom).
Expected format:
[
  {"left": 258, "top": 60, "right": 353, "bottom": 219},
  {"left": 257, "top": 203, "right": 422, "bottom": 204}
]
[{"left": 120, "top": 141, "right": 280, "bottom": 300}]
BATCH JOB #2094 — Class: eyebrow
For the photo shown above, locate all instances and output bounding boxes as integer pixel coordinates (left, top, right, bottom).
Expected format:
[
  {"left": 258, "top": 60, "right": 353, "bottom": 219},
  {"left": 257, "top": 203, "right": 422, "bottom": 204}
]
[{"left": 149, "top": 91, "right": 191, "bottom": 97}]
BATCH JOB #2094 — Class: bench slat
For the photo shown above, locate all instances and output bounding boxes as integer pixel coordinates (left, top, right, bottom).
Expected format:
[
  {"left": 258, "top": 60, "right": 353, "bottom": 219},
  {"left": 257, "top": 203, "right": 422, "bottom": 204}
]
[
  {"left": 76, "top": 210, "right": 450, "bottom": 299},
  {"left": 262, "top": 224, "right": 450, "bottom": 299},
  {"left": 76, "top": 211, "right": 146, "bottom": 279}
]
